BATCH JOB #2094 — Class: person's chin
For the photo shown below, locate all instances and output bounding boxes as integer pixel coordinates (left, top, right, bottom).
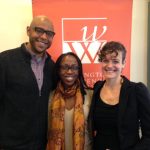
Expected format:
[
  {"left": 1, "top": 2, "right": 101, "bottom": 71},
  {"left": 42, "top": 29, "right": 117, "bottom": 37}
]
[
  {"left": 36, "top": 47, "right": 47, "bottom": 54},
  {"left": 64, "top": 81, "right": 75, "bottom": 88},
  {"left": 104, "top": 74, "right": 116, "bottom": 79},
  {"left": 36, "top": 43, "right": 49, "bottom": 51}
]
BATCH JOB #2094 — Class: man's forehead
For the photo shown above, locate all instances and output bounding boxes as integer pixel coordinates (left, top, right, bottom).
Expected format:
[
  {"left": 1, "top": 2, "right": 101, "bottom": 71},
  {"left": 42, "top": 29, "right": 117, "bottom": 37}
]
[{"left": 30, "top": 16, "right": 54, "bottom": 31}]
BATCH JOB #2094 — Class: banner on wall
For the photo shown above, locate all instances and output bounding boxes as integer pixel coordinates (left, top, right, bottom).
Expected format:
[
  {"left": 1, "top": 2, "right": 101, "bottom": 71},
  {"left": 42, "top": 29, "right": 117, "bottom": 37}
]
[{"left": 32, "top": 0, "right": 133, "bottom": 87}]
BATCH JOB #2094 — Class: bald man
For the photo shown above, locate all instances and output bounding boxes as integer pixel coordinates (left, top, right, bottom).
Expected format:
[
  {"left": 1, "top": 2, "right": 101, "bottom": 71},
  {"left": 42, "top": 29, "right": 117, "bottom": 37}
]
[{"left": 0, "top": 16, "right": 56, "bottom": 150}]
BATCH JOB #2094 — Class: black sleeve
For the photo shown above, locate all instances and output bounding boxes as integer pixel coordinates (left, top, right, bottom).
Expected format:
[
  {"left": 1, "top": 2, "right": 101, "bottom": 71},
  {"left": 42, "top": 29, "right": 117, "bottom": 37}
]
[
  {"left": 0, "top": 53, "right": 6, "bottom": 102},
  {"left": 134, "top": 82, "right": 150, "bottom": 149}
]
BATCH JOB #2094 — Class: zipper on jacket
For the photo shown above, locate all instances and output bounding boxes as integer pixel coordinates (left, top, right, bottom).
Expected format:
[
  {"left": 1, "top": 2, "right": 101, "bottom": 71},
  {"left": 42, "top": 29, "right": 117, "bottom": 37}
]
[{"left": 39, "top": 90, "right": 41, "bottom": 96}]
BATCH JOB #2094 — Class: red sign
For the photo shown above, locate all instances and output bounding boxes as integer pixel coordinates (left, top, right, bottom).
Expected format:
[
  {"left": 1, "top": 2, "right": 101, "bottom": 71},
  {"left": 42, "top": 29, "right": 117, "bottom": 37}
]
[{"left": 32, "top": 0, "right": 133, "bottom": 87}]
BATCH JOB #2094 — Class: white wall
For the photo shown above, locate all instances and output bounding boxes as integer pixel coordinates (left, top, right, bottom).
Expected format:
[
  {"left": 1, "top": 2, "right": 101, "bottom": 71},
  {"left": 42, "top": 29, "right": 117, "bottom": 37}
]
[
  {"left": 0, "top": 0, "right": 32, "bottom": 51},
  {"left": 0, "top": 0, "right": 149, "bottom": 84},
  {"left": 131, "top": 0, "right": 150, "bottom": 84}
]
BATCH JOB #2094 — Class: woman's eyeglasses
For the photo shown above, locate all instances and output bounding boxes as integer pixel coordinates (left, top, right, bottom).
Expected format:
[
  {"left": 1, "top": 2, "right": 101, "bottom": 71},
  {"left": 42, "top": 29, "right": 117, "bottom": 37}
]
[{"left": 60, "top": 65, "right": 79, "bottom": 72}]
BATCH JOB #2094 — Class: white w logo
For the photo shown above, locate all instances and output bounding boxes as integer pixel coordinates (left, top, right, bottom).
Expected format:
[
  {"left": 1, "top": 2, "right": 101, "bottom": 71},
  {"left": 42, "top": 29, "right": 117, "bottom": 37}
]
[
  {"left": 81, "top": 25, "right": 107, "bottom": 42},
  {"left": 62, "top": 18, "right": 108, "bottom": 64}
]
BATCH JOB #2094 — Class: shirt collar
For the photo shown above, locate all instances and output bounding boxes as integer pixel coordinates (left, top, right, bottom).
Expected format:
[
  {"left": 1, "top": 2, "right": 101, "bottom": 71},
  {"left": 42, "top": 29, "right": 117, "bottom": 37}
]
[{"left": 24, "top": 43, "right": 48, "bottom": 63}]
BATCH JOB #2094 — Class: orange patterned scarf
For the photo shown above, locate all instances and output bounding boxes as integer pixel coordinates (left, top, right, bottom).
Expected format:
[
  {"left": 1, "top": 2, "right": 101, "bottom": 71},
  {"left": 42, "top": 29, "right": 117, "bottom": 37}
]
[{"left": 47, "top": 81, "right": 85, "bottom": 150}]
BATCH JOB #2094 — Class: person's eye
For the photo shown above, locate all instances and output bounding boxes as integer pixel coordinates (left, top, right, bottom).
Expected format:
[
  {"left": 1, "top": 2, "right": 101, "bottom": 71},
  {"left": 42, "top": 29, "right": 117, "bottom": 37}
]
[
  {"left": 36, "top": 28, "right": 44, "bottom": 34},
  {"left": 102, "top": 59, "right": 109, "bottom": 63},
  {"left": 35, "top": 27, "right": 44, "bottom": 34},
  {"left": 60, "top": 65, "right": 68, "bottom": 70},
  {"left": 113, "top": 60, "right": 119, "bottom": 64},
  {"left": 72, "top": 66, "right": 79, "bottom": 70},
  {"left": 47, "top": 31, "right": 54, "bottom": 37}
]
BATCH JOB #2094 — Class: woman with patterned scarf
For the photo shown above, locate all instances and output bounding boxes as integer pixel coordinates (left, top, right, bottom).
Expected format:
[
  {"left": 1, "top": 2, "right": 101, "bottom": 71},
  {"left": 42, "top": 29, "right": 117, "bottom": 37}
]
[{"left": 47, "top": 52, "right": 93, "bottom": 150}]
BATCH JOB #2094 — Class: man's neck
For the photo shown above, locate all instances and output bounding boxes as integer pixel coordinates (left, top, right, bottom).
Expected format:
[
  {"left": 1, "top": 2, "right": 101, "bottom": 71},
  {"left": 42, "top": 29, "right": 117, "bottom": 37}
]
[{"left": 25, "top": 43, "right": 45, "bottom": 58}]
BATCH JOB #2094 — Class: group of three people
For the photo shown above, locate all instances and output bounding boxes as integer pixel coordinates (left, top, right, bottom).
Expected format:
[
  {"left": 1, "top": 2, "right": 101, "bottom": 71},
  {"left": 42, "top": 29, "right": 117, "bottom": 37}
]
[{"left": 0, "top": 15, "right": 150, "bottom": 150}]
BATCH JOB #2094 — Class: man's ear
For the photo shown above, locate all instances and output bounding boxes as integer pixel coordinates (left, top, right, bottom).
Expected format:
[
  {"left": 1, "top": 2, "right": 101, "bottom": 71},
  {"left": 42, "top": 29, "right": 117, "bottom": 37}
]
[{"left": 26, "top": 26, "right": 30, "bottom": 36}]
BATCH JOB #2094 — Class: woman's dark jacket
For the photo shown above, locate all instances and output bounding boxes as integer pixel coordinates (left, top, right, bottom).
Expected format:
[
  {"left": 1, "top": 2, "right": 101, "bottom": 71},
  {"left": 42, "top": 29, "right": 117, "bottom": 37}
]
[{"left": 89, "top": 76, "right": 150, "bottom": 150}]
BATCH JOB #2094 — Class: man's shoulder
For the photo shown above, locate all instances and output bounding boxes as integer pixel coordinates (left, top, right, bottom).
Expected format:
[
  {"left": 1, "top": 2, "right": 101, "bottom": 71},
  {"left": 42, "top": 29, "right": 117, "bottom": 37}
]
[
  {"left": 0, "top": 45, "right": 25, "bottom": 67},
  {"left": 46, "top": 53, "right": 55, "bottom": 69},
  {"left": 46, "top": 52, "right": 55, "bottom": 63},
  {"left": 0, "top": 46, "right": 21, "bottom": 58}
]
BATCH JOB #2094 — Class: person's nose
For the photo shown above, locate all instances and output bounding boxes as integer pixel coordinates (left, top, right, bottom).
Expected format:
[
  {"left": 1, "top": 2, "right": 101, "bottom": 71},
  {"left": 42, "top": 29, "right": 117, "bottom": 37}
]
[
  {"left": 40, "top": 32, "right": 48, "bottom": 40},
  {"left": 66, "top": 68, "right": 74, "bottom": 73},
  {"left": 107, "top": 61, "right": 113, "bottom": 67}
]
